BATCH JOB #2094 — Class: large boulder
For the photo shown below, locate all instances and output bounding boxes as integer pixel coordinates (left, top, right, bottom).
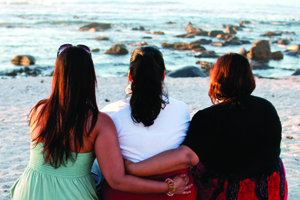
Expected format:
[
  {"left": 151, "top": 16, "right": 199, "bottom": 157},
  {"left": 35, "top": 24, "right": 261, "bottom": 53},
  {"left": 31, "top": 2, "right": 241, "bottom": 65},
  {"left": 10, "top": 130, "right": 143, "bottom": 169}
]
[
  {"left": 168, "top": 66, "right": 207, "bottom": 78},
  {"left": 104, "top": 44, "right": 128, "bottom": 55},
  {"left": 247, "top": 40, "right": 283, "bottom": 60},
  {"left": 79, "top": 22, "right": 111, "bottom": 32},
  {"left": 11, "top": 55, "right": 36, "bottom": 66},
  {"left": 208, "top": 30, "right": 224, "bottom": 37}
]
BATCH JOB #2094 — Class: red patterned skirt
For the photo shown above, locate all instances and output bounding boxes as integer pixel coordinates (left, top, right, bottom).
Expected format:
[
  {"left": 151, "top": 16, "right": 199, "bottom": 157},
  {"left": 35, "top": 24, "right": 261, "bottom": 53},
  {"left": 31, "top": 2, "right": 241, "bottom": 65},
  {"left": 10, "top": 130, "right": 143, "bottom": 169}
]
[
  {"left": 191, "top": 158, "right": 288, "bottom": 200},
  {"left": 100, "top": 169, "right": 197, "bottom": 200}
]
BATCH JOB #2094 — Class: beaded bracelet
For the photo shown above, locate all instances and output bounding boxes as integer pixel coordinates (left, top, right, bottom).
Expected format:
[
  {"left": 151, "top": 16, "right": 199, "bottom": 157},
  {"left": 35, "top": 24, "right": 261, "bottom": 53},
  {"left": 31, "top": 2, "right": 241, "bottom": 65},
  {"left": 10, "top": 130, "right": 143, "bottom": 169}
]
[{"left": 165, "top": 178, "right": 175, "bottom": 196}]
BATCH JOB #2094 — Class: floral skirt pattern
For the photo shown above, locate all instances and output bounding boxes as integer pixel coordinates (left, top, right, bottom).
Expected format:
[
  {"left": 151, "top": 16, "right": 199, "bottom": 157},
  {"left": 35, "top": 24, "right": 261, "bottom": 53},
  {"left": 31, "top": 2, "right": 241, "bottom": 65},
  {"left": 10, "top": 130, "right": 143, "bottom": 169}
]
[{"left": 190, "top": 158, "right": 288, "bottom": 200}]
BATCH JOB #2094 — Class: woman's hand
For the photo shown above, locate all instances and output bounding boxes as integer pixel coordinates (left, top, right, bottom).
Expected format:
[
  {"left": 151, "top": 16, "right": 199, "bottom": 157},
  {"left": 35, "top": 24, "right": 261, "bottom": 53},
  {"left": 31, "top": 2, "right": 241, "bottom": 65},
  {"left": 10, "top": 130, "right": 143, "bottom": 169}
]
[{"left": 173, "top": 174, "right": 193, "bottom": 195}]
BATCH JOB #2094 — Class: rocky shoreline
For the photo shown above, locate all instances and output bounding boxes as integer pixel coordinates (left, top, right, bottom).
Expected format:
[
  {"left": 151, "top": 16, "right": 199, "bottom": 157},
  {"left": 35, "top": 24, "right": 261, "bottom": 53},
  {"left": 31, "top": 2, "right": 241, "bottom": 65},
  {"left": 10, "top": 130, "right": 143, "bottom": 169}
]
[{"left": 3, "top": 21, "right": 300, "bottom": 78}]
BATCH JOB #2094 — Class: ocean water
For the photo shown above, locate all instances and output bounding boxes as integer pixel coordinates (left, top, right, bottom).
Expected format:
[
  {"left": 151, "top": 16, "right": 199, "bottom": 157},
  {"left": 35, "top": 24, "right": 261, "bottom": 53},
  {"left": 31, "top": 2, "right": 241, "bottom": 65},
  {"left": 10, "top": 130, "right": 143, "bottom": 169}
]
[{"left": 0, "top": 0, "right": 299, "bottom": 78}]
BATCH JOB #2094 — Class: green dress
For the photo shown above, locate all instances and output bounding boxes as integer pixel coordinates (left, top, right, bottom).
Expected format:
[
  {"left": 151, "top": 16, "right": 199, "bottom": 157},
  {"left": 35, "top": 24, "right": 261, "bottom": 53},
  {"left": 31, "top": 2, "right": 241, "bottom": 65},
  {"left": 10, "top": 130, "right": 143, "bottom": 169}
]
[{"left": 10, "top": 142, "right": 98, "bottom": 200}]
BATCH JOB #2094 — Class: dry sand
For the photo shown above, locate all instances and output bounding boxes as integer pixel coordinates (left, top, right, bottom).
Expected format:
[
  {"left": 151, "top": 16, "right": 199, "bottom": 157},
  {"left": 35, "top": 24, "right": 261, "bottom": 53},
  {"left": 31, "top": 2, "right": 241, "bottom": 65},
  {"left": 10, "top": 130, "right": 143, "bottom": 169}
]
[{"left": 0, "top": 76, "right": 299, "bottom": 199}]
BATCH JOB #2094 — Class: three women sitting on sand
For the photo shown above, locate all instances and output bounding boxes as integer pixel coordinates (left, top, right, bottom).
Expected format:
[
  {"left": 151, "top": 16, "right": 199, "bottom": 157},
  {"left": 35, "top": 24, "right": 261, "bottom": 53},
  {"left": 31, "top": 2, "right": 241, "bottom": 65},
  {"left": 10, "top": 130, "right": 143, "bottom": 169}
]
[{"left": 10, "top": 44, "right": 287, "bottom": 200}]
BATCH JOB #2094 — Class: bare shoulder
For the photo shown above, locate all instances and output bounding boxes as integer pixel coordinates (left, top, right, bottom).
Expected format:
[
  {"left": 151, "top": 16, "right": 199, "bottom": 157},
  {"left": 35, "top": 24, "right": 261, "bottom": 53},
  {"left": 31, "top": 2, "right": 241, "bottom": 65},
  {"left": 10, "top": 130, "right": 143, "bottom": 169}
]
[{"left": 95, "top": 111, "right": 117, "bottom": 133}]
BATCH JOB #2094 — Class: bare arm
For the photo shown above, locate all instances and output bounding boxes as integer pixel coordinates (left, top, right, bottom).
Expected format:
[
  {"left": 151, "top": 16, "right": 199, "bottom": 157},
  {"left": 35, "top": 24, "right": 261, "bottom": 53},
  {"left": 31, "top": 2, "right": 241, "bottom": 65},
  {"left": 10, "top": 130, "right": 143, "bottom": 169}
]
[
  {"left": 125, "top": 145, "right": 199, "bottom": 177},
  {"left": 94, "top": 113, "right": 192, "bottom": 194}
]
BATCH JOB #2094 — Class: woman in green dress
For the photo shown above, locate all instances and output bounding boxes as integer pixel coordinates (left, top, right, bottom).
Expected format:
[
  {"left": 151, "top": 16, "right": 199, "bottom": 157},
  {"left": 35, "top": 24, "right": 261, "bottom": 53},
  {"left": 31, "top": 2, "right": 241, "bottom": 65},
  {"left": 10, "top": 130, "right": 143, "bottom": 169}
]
[{"left": 9, "top": 44, "right": 192, "bottom": 199}]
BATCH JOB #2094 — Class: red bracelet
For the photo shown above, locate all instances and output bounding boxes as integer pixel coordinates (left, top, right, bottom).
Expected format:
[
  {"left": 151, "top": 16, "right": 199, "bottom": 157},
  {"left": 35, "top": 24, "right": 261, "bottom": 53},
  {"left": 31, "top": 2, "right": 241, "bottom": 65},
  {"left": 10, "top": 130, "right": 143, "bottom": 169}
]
[{"left": 165, "top": 178, "right": 175, "bottom": 196}]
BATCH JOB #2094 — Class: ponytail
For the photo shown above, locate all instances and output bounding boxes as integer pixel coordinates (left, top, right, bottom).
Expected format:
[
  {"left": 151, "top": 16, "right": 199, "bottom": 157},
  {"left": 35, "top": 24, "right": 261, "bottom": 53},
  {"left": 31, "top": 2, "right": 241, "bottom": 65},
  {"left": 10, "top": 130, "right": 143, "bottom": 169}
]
[{"left": 129, "top": 46, "right": 168, "bottom": 127}]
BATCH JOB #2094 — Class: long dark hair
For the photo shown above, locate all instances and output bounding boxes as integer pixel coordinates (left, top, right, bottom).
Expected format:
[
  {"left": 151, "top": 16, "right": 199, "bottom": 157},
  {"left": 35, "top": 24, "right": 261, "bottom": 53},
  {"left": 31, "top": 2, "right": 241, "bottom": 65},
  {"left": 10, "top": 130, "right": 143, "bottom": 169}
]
[
  {"left": 209, "top": 52, "right": 256, "bottom": 104},
  {"left": 30, "top": 46, "right": 98, "bottom": 168},
  {"left": 129, "top": 46, "right": 168, "bottom": 127}
]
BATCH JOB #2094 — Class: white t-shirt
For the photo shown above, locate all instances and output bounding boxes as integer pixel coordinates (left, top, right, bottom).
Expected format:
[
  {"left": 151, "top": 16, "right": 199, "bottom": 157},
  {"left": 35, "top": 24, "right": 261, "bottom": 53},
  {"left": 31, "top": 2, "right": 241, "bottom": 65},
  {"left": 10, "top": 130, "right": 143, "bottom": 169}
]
[{"left": 101, "top": 97, "right": 190, "bottom": 163}]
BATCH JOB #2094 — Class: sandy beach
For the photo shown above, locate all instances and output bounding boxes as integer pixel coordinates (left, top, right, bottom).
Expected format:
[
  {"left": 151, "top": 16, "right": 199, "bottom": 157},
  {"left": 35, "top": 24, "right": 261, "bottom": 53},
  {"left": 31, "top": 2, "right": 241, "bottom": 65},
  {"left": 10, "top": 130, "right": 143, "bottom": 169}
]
[{"left": 0, "top": 76, "right": 299, "bottom": 199}]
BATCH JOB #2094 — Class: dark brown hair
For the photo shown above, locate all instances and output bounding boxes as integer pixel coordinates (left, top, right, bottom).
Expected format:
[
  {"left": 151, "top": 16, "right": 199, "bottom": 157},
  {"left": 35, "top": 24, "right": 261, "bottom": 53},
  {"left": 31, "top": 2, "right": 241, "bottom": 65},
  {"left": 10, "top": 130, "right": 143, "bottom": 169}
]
[
  {"left": 209, "top": 53, "right": 256, "bottom": 104},
  {"left": 30, "top": 46, "right": 98, "bottom": 168},
  {"left": 129, "top": 46, "right": 168, "bottom": 127}
]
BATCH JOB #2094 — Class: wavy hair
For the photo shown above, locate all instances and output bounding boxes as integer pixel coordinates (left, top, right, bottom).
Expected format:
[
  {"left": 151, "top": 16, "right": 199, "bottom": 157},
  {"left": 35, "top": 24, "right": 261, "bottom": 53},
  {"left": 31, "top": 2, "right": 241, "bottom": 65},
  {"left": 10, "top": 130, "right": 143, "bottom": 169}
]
[
  {"left": 129, "top": 46, "right": 168, "bottom": 127},
  {"left": 209, "top": 53, "right": 256, "bottom": 104},
  {"left": 30, "top": 46, "right": 98, "bottom": 168}
]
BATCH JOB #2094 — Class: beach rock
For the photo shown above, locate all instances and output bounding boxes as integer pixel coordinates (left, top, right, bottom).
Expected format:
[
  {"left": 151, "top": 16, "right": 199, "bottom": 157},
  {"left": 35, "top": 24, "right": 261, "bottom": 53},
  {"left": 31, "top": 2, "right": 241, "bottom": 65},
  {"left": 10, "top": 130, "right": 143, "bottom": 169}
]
[
  {"left": 292, "top": 69, "right": 300, "bottom": 76},
  {"left": 208, "top": 30, "right": 224, "bottom": 37},
  {"left": 5, "top": 66, "right": 42, "bottom": 76},
  {"left": 224, "top": 40, "right": 243, "bottom": 46},
  {"left": 247, "top": 40, "right": 271, "bottom": 60},
  {"left": 195, "top": 51, "right": 218, "bottom": 58},
  {"left": 174, "top": 33, "right": 195, "bottom": 38},
  {"left": 189, "top": 31, "right": 209, "bottom": 36},
  {"left": 166, "top": 21, "right": 176, "bottom": 24},
  {"left": 241, "top": 40, "right": 251, "bottom": 44},
  {"left": 173, "top": 43, "right": 190, "bottom": 50},
  {"left": 185, "top": 25, "right": 201, "bottom": 33},
  {"left": 282, "top": 31, "right": 295, "bottom": 35},
  {"left": 210, "top": 42, "right": 228, "bottom": 47},
  {"left": 132, "top": 26, "right": 145, "bottom": 31},
  {"left": 79, "top": 22, "right": 111, "bottom": 32},
  {"left": 260, "top": 31, "right": 282, "bottom": 37},
  {"left": 11, "top": 55, "right": 36, "bottom": 66},
  {"left": 196, "top": 61, "right": 215, "bottom": 76},
  {"left": 247, "top": 40, "right": 283, "bottom": 60},
  {"left": 190, "top": 39, "right": 212, "bottom": 45},
  {"left": 91, "top": 48, "right": 100, "bottom": 52},
  {"left": 168, "top": 66, "right": 206, "bottom": 78},
  {"left": 239, "top": 47, "right": 248, "bottom": 56},
  {"left": 225, "top": 26, "right": 237, "bottom": 34},
  {"left": 137, "top": 41, "right": 149, "bottom": 46},
  {"left": 142, "top": 36, "right": 152, "bottom": 39},
  {"left": 239, "top": 20, "right": 251, "bottom": 24},
  {"left": 150, "top": 31, "right": 165, "bottom": 35},
  {"left": 271, "top": 51, "right": 284, "bottom": 60},
  {"left": 188, "top": 43, "right": 206, "bottom": 51},
  {"left": 161, "top": 43, "right": 174, "bottom": 48},
  {"left": 216, "top": 33, "right": 233, "bottom": 40},
  {"left": 95, "top": 36, "right": 109, "bottom": 40},
  {"left": 105, "top": 44, "right": 128, "bottom": 55},
  {"left": 277, "top": 39, "right": 290, "bottom": 45}
]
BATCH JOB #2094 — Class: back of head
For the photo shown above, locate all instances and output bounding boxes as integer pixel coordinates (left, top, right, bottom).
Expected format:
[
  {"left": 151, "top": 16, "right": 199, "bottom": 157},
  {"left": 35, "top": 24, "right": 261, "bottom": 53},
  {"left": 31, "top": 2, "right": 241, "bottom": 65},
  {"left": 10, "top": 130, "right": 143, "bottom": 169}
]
[
  {"left": 129, "top": 46, "right": 168, "bottom": 127},
  {"left": 31, "top": 46, "right": 98, "bottom": 168},
  {"left": 209, "top": 53, "right": 256, "bottom": 104}
]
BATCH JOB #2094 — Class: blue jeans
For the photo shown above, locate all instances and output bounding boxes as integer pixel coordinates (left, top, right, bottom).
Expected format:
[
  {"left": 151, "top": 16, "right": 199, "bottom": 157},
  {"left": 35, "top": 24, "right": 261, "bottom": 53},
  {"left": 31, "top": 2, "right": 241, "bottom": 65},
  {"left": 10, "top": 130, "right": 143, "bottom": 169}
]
[{"left": 91, "top": 159, "right": 104, "bottom": 194}]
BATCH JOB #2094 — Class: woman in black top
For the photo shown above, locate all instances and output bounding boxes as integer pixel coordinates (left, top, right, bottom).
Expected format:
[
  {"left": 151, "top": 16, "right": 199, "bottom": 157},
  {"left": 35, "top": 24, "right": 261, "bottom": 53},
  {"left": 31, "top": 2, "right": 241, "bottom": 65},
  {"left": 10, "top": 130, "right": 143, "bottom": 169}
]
[{"left": 125, "top": 53, "right": 288, "bottom": 200}]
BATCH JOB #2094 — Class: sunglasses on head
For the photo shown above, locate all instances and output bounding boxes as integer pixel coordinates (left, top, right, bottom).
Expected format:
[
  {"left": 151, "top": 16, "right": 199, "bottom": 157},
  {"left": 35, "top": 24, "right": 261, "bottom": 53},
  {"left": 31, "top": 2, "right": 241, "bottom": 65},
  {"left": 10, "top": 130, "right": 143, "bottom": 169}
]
[{"left": 57, "top": 44, "right": 91, "bottom": 56}]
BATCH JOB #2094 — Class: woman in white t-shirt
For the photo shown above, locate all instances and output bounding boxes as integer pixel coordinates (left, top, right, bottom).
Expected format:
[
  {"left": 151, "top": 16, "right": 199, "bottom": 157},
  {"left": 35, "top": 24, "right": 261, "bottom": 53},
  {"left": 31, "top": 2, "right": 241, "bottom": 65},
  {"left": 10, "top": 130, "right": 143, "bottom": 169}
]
[{"left": 92, "top": 46, "right": 196, "bottom": 199}]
